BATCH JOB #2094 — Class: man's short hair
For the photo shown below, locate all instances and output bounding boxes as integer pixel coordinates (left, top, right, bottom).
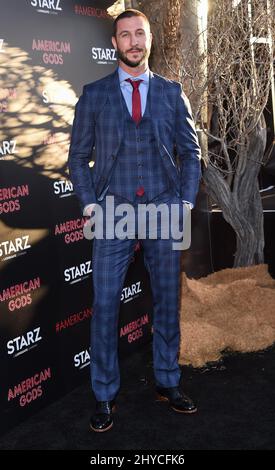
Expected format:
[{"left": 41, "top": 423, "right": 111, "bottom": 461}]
[{"left": 113, "top": 9, "right": 150, "bottom": 37}]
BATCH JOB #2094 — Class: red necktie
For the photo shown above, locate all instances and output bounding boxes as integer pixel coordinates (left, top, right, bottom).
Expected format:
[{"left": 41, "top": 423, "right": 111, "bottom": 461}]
[
  {"left": 126, "top": 78, "right": 145, "bottom": 197},
  {"left": 126, "top": 78, "right": 143, "bottom": 125}
]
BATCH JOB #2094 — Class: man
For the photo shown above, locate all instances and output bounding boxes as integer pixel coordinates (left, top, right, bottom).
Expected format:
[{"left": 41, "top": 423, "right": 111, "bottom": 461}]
[{"left": 68, "top": 9, "right": 201, "bottom": 433}]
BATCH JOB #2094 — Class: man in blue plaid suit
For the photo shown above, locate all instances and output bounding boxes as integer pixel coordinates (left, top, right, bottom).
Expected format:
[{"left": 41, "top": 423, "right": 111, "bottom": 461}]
[{"left": 68, "top": 9, "right": 201, "bottom": 432}]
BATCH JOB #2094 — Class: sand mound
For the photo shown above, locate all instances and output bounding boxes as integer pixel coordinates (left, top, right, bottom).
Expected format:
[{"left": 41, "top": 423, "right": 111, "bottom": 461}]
[{"left": 179, "top": 264, "right": 275, "bottom": 367}]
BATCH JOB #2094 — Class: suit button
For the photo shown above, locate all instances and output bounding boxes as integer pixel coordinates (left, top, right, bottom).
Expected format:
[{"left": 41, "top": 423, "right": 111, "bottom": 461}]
[{"left": 112, "top": 155, "right": 116, "bottom": 160}]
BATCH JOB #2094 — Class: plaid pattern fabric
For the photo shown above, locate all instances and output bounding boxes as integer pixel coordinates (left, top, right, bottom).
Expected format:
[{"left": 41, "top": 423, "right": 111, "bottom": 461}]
[
  {"left": 90, "top": 193, "right": 183, "bottom": 401},
  {"left": 108, "top": 94, "right": 170, "bottom": 202},
  {"left": 68, "top": 69, "right": 201, "bottom": 210}
]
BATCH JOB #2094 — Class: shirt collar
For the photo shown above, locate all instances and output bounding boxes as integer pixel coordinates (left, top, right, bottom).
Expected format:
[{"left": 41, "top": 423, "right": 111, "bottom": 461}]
[{"left": 118, "top": 66, "right": 150, "bottom": 85}]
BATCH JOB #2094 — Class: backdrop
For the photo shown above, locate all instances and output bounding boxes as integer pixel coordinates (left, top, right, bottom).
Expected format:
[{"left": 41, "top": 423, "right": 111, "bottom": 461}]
[{"left": 0, "top": 0, "right": 157, "bottom": 434}]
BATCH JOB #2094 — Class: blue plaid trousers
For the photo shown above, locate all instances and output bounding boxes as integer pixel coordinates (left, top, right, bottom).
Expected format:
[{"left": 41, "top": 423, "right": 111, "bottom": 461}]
[{"left": 90, "top": 191, "right": 183, "bottom": 400}]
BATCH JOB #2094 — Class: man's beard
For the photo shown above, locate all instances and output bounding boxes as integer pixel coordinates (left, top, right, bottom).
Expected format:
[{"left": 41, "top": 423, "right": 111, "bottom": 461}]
[{"left": 117, "top": 46, "right": 149, "bottom": 68}]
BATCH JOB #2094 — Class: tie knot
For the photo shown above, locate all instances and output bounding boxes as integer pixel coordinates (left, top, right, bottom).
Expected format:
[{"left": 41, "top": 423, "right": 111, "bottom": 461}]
[{"left": 126, "top": 78, "right": 143, "bottom": 90}]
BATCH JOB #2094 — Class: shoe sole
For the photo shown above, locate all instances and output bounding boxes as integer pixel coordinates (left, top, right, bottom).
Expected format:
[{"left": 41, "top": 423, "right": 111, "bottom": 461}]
[
  {"left": 156, "top": 394, "right": 197, "bottom": 414},
  {"left": 89, "top": 404, "right": 116, "bottom": 433},
  {"left": 90, "top": 421, "right": 113, "bottom": 433}
]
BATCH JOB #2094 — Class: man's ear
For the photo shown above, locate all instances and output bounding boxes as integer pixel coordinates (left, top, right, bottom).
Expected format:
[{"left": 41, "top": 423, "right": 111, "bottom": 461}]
[{"left": 111, "top": 36, "right": 117, "bottom": 50}]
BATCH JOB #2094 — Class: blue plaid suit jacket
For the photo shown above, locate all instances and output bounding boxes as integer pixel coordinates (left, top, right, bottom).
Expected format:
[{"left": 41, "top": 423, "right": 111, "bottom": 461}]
[{"left": 68, "top": 69, "right": 201, "bottom": 209}]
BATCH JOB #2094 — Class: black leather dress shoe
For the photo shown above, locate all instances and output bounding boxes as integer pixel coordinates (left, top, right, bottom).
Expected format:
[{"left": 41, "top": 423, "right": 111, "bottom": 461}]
[
  {"left": 156, "top": 386, "right": 197, "bottom": 414},
  {"left": 90, "top": 400, "right": 116, "bottom": 433}
]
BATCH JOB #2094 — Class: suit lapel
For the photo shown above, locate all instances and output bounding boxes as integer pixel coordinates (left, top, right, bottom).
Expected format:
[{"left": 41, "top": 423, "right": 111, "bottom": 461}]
[
  {"left": 148, "top": 71, "right": 163, "bottom": 142},
  {"left": 106, "top": 69, "right": 125, "bottom": 153}
]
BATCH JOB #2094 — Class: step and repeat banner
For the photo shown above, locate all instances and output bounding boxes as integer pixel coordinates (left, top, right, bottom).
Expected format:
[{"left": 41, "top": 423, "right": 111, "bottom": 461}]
[{"left": 0, "top": 0, "right": 153, "bottom": 434}]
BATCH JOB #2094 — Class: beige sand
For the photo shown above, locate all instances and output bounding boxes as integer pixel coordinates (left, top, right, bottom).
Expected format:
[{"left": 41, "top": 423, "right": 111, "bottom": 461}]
[{"left": 179, "top": 264, "right": 275, "bottom": 367}]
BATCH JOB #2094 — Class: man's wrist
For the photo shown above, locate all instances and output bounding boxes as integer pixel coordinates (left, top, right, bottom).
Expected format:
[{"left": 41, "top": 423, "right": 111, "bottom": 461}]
[
  {"left": 182, "top": 200, "right": 193, "bottom": 209},
  {"left": 83, "top": 203, "right": 96, "bottom": 217}
]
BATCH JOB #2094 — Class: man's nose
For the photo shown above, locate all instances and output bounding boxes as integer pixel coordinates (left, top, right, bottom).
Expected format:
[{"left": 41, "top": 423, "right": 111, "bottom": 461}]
[{"left": 130, "top": 34, "right": 139, "bottom": 47}]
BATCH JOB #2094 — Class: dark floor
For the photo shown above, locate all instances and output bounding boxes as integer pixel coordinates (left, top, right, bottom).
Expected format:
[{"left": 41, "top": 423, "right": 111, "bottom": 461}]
[{"left": 1, "top": 343, "right": 275, "bottom": 450}]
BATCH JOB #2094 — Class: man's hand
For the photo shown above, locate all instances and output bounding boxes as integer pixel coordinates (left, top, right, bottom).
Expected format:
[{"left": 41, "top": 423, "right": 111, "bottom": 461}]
[
  {"left": 182, "top": 200, "right": 193, "bottom": 210},
  {"left": 82, "top": 203, "right": 97, "bottom": 240},
  {"left": 83, "top": 203, "right": 96, "bottom": 218}
]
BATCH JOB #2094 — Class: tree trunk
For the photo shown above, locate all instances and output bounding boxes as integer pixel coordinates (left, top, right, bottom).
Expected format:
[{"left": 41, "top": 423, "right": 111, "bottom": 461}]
[
  {"left": 233, "top": 116, "right": 266, "bottom": 266},
  {"left": 204, "top": 116, "right": 266, "bottom": 267},
  {"left": 138, "top": 0, "right": 182, "bottom": 80},
  {"left": 138, "top": 0, "right": 206, "bottom": 115}
]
